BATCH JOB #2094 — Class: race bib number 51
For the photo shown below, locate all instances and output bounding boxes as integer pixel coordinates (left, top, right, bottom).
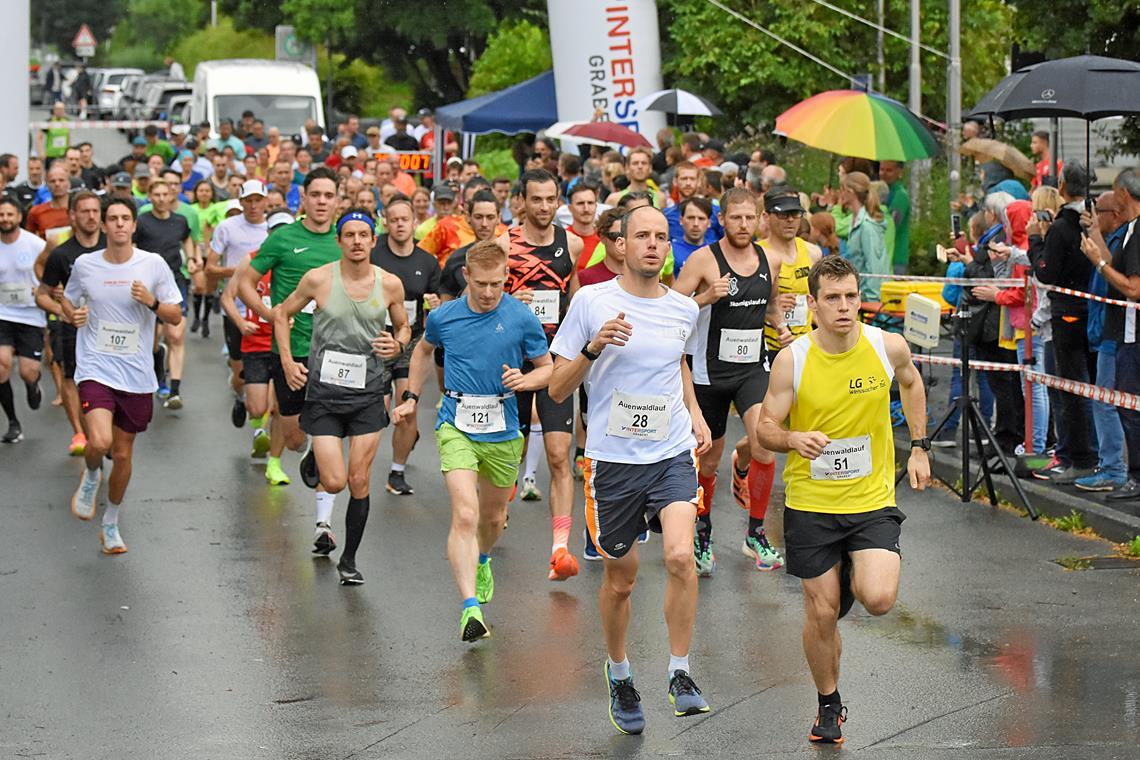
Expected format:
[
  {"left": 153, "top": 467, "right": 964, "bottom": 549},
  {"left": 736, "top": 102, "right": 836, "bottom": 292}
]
[{"left": 809, "top": 435, "right": 873, "bottom": 481}]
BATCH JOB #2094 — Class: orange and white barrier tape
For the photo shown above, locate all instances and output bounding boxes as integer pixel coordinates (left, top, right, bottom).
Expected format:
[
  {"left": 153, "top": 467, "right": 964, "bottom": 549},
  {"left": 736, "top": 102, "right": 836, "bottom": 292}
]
[
  {"left": 911, "top": 354, "right": 1021, "bottom": 373},
  {"left": 1036, "top": 282, "right": 1140, "bottom": 310},
  {"left": 29, "top": 120, "right": 171, "bottom": 130}
]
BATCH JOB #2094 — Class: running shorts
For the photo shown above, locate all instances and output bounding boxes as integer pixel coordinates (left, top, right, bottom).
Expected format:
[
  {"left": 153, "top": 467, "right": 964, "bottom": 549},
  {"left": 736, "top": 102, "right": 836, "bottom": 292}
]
[
  {"left": 383, "top": 333, "right": 421, "bottom": 382},
  {"left": 78, "top": 380, "right": 153, "bottom": 434},
  {"left": 0, "top": 320, "right": 44, "bottom": 361},
  {"left": 435, "top": 422, "right": 524, "bottom": 488},
  {"left": 243, "top": 351, "right": 274, "bottom": 385},
  {"left": 583, "top": 448, "right": 701, "bottom": 559},
  {"left": 517, "top": 387, "right": 574, "bottom": 437},
  {"left": 49, "top": 320, "right": 78, "bottom": 378},
  {"left": 694, "top": 371, "right": 769, "bottom": 441},
  {"left": 222, "top": 316, "right": 244, "bottom": 361},
  {"left": 175, "top": 274, "right": 190, "bottom": 316},
  {"left": 300, "top": 396, "right": 389, "bottom": 438},
  {"left": 783, "top": 506, "right": 905, "bottom": 580},
  {"left": 270, "top": 354, "right": 309, "bottom": 417}
]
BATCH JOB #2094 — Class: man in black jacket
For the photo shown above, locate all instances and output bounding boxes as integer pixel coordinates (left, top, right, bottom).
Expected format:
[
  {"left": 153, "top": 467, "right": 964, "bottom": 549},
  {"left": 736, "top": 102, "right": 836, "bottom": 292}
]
[{"left": 1031, "top": 161, "right": 1098, "bottom": 481}]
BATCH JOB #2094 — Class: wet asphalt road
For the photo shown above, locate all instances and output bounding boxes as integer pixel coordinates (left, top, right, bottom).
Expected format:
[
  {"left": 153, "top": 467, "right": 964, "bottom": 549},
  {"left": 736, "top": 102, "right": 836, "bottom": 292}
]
[{"left": 2, "top": 335, "right": 1139, "bottom": 760}]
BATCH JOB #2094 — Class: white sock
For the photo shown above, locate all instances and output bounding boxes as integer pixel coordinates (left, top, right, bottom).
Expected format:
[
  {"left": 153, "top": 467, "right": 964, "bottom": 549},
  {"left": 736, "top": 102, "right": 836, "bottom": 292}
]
[
  {"left": 390, "top": 462, "right": 405, "bottom": 473},
  {"left": 668, "top": 654, "right": 690, "bottom": 679},
  {"left": 102, "top": 504, "right": 119, "bottom": 526},
  {"left": 315, "top": 491, "right": 335, "bottom": 525},
  {"left": 85, "top": 466, "right": 101, "bottom": 481},
  {"left": 608, "top": 657, "right": 631, "bottom": 681},
  {"left": 524, "top": 430, "right": 543, "bottom": 479}
]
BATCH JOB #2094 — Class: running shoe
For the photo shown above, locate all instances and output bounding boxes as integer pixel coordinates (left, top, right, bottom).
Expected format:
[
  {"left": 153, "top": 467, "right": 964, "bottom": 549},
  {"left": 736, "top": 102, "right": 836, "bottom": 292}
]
[
  {"left": 573, "top": 454, "right": 585, "bottom": 481},
  {"left": 2, "top": 420, "right": 23, "bottom": 443},
  {"left": 668, "top": 670, "right": 710, "bottom": 716},
  {"left": 1074, "top": 469, "right": 1127, "bottom": 492},
  {"left": 337, "top": 558, "right": 364, "bottom": 585},
  {"left": 201, "top": 321, "right": 211, "bottom": 339},
  {"left": 1031, "top": 456, "right": 1063, "bottom": 481},
  {"left": 638, "top": 530, "right": 649, "bottom": 544},
  {"left": 731, "top": 450, "right": 749, "bottom": 510},
  {"left": 265, "top": 457, "right": 291, "bottom": 486},
  {"left": 476, "top": 558, "right": 494, "bottom": 603},
  {"left": 386, "top": 470, "right": 414, "bottom": 495},
  {"left": 250, "top": 429, "right": 270, "bottom": 459},
  {"left": 26, "top": 379, "right": 42, "bottom": 410},
  {"left": 164, "top": 394, "right": 183, "bottom": 410},
  {"left": 604, "top": 661, "right": 645, "bottom": 735},
  {"left": 460, "top": 605, "right": 490, "bottom": 642},
  {"left": 157, "top": 383, "right": 170, "bottom": 400},
  {"left": 299, "top": 443, "right": 320, "bottom": 489},
  {"left": 742, "top": 532, "right": 783, "bottom": 571},
  {"left": 583, "top": 529, "right": 602, "bottom": 561},
  {"left": 231, "top": 396, "right": 247, "bottom": 428},
  {"left": 520, "top": 475, "right": 542, "bottom": 501},
  {"left": 100, "top": 523, "right": 127, "bottom": 555},
  {"left": 810, "top": 702, "right": 848, "bottom": 744},
  {"left": 68, "top": 433, "right": 86, "bottom": 456},
  {"left": 71, "top": 468, "right": 102, "bottom": 521},
  {"left": 313, "top": 522, "right": 336, "bottom": 555},
  {"left": 190, "top": 315, "right": 201, "bottom": 333},
  {"left": 838, "top": 553, "right": 855, "bottom": 619},
  {"left": 694, "top": 528, "right": 716, "bottom": 577},
  {"left": 548, "top": 547, "right": 580, "bottom": 581}
]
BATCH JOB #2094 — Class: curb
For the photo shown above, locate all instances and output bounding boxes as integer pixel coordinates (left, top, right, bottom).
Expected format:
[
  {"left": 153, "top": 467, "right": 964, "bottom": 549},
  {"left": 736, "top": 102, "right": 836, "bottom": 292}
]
[{"left": 893, "top": 438, "right": 1140, "bottom": 544}]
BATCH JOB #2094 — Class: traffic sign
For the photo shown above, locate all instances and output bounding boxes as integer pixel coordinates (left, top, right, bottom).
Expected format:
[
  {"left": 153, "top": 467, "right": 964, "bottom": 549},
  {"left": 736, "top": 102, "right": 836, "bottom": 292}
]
[{"left": 73, "top": 24, "right": 97, "bottom": 59}]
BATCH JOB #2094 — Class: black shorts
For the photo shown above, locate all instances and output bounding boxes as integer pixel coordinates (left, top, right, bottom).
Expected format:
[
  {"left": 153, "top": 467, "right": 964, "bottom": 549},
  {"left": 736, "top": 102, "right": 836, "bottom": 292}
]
[
  {"left": 243, "top": 351, "right": 274, "bottom": 385},
  {"left": 584, "top": 449, "right": 700, "bottom": 558},
  {"left": 517, "top": 387, "right": 575, "bottom": 436},
  {"left": 783, "top": 506, "right": 906, "bottom": 580},
  {"left": 384, "top": 333, "right": 420, "bottom": 382},
  {"left": 49, "top": 319, "right": 78, "bottom": 378},
  {"left": 270, "top": 354, "right": 309, "bottom": 417},
  {"left": 300, "top": 396, "right": 389, "bottom": 438},
  {"left": 694, "top": 372, "right": 770, "bottom": 441},
  {"left": 434, "top": 344, "right": 445, "bottom": 368},
  {"left": 223, "top": 316, "right": 244, "bottom": 361},
  {"left": 0, "top": 320, "right": 44, "bottom": 361},
  {"left": 175, "top": 274, "right": 190, "bottom": 316},
  {"left": 578, "top": 386, "right": 588, "bottom": 418}
]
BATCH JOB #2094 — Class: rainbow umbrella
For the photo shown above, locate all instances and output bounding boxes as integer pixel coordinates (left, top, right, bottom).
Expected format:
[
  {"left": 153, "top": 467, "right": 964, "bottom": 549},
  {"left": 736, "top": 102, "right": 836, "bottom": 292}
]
[{"left": 775, "top": 90, "right": 939, "bottom": 161}]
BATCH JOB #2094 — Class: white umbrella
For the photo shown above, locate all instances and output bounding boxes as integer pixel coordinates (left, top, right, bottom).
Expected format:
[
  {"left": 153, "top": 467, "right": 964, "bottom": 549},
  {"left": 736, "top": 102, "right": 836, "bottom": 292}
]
[{"left": 634, "top": 88, "right": 723, "bottom": 117}]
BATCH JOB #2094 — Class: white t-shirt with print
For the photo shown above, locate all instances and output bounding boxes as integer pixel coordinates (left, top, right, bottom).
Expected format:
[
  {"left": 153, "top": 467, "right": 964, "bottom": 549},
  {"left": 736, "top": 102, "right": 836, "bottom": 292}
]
[
  {"left": 0, "top": 229, "right": 47, "bottom": 327},
  {"left": 65, "top": 248, "right": 183, "bottom": 393},
  {"left": 550, "top": 278, "right": 699, "bottom": 465},
  {"left": 211, "top": 214, "right": 269, "bottom": 310}
]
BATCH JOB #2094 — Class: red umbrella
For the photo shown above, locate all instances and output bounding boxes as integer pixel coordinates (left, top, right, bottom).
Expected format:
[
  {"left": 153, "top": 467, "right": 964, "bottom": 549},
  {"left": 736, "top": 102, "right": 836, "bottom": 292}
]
[{"left": 561, "top": 121, "right": 652, "bottom": 149}]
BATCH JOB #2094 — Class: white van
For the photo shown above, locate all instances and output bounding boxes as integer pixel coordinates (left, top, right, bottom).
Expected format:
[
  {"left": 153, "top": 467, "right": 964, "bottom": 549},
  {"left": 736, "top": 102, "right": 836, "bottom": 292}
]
[{"left": 191, "top": 59, "right": 324, "bottom": 137}]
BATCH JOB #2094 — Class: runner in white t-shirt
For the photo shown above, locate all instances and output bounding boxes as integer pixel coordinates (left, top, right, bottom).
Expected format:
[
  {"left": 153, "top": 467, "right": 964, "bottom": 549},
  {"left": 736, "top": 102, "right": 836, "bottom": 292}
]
[
  {"left": 548, "top": 205, "right": 712, "bottom": 735},
  {"left": 0, "top": 198, "right": 47, "bottom": 443},
  {"left": 61, "top": 198, "right": 183, "bottom": 555}
]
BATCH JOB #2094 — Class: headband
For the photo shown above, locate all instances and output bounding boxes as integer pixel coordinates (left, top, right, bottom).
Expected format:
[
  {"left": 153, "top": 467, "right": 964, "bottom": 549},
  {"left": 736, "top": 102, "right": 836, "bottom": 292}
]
[{"left": 336, "top": 211, "right": 376, "bottom": 236}]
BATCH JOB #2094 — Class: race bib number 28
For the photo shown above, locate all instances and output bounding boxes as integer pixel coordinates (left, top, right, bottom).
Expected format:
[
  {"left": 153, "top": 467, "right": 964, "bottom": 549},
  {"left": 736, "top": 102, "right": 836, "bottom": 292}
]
[{"left": 606, "top": 390, "right": 670, "bottom": 441}]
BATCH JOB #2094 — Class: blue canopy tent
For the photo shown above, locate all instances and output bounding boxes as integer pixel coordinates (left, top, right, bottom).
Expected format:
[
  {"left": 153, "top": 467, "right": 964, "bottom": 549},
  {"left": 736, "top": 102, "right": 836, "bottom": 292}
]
[{"left": 431, "top": 70, "right": 558, "bottom": 169}]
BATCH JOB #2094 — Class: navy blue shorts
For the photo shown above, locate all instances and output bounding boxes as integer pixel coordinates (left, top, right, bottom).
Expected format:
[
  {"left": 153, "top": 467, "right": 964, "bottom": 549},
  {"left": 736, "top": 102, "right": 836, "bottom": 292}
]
[{"left": 583, "top": 448, "right": 701, "bottom": 558}]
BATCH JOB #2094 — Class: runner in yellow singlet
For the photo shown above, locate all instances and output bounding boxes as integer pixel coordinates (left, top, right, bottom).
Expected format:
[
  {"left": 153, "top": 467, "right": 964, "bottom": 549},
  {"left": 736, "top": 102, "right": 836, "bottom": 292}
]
[
  {"left": 757, "top": 256, "right": 930, "bottom": 746},
  {"left": 761, "top": 188, "right": 823, "bottom": 352}
]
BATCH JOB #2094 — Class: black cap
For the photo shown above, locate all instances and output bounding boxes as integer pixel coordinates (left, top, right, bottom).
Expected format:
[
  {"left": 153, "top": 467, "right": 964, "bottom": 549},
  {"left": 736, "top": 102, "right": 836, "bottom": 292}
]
[
  {"left": 701, "top": 138, "right": 725, "bottom": 154},
  {"left": 763, "top": 188, "right": 804, "bottom": 214},
  {"left": 432, "top": 184, "right": 456, "bottom": 202}
]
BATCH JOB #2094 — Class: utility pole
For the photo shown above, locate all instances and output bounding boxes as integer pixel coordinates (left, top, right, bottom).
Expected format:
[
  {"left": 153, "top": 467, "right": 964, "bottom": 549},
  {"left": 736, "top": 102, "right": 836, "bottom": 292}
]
[
  {"left": 211, "top": 1, "right": 217, "bottom": 27},
  {"left": 877, "top": 0, "right": 886, "bottom": 92},
  {"left": 909, "top": 0, "right": 922, "bottom": 215},
  {"left": 947, "top": 0, "right": 962, "bottom": 210}
]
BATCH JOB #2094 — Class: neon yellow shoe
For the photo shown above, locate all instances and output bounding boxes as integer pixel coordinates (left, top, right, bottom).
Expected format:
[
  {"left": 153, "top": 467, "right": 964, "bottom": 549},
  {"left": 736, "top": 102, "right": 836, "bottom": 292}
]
[
  {"left": 460, "top": 605, "right": 490, "bottom": 642},
  {"left": 476, "top": 558, "right": 494, "bottom": 603},
  {"left": 265, "top": 456, "right": 291, "bottom": 485},
  {"left": 251, "top": 429, "right": 271, "bottom": 458}
]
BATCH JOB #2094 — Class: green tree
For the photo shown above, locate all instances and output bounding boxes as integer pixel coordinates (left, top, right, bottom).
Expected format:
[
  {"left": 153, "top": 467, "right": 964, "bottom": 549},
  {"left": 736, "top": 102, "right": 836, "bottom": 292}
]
[
  {"left": 168, "top": 17, "right": 276, "bottom": 79},
  {"left": 31, "top": 0, "right": 125, "bottom": 56},
  {"left": 466, "top": 20, "right": 551, "bottom": 98}
]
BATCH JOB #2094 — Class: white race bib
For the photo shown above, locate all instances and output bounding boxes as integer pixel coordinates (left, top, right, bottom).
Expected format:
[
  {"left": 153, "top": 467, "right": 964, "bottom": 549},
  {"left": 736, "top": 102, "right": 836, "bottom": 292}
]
[
  {"left": 0, "top": 282, "right": 32, "bottom": 307},
  {"left": 605, "top": 390, "right": 670, "bottom": 441},
  {"left": 455, "top": 394, "right": 506, "bottom": 434},
  {"left": 385, "top": 299, "right": 417, "bottom": 327},
  {"left": 95, "top": 321, "right": 139, "bottom": 355},
  {"left": 809, "top": 435, "right": 873, "bottom": 481},
  {"left": 300, "top": 299, "right": 317, "bottom": 315},
  {"left": 784, "top": 295, "right": 809, "bottom": 327},
  {"left": 319, "top": 350, "right": 367, "bottom": 389},
  {"left": 529, "top": 290, "right": 560, "bottom": 325},
  {"left": 718, "top": 328, "right": 764, "bottom": 364},
  {"left": 259, "top": 295, "right": 272, "bottom": 323}
]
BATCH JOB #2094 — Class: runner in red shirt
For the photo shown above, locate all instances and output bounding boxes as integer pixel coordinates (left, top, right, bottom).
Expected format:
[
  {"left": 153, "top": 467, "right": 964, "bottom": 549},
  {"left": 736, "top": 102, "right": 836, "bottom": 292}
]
[
  {"left": 578, "top": 208, "right": 625, "bottom": 287},
  {"left": 567, "top": 184, "right": 601, "bottom": 271}
]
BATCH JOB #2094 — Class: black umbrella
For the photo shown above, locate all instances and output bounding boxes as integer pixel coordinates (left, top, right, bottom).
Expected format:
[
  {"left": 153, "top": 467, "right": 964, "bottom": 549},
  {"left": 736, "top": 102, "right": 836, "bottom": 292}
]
[{"left": 634, "top": 88, "right": 723, "bottom": 117}]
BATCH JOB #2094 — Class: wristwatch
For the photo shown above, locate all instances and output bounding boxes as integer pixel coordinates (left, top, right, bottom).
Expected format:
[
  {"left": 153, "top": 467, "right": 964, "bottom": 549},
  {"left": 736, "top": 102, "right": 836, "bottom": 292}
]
[
  {"left": 401, "top": 390, "right": 419, "bottom": 402},
  {"left": 910, "top": 437, "right": 931, "bottom": 451},
  {"left": 581, "top": 344, "right": 600, "bottom": 361},
  {"left": 1097, "top": 259, "right": 1108, "bottom": 272},
  {"left": 148, "top": 298, "right": 160, "bottom": 312}
]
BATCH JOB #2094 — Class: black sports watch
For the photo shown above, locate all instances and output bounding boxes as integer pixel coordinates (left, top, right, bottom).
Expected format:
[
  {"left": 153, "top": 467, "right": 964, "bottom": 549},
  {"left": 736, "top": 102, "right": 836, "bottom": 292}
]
[
  {"left": 581, "top": 343, "right": 600, "bottom": 361},
  {"left": 910, "top": 437, "right": 931, "bottom": 451},
  {"left": 148, "top": 298, "right": 160, "bottom": 312},
  {"left": 401, "top": 390, "right": 420, "bottom": 403}
]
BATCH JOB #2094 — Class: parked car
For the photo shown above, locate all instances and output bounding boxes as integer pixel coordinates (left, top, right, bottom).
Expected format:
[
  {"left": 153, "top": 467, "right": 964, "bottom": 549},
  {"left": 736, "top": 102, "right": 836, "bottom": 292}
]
[
  {"left": 116, "top": 73, "right": 168, "bottom": 121},
  {"left": 92, "top": 67, "right": 144, "bottom": 119},
  {"left": 139, "top": 82, "right": 192, "bottom": 122}
]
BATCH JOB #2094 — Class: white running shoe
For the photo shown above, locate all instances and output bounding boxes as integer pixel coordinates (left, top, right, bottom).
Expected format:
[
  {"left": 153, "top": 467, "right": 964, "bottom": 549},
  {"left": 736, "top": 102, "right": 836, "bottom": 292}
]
[
  {"left": 100, "top": 523, "right": 128, "bottom": 554},
  {"left": 71, "top": 469, "right": 102, "bottom": 521}
]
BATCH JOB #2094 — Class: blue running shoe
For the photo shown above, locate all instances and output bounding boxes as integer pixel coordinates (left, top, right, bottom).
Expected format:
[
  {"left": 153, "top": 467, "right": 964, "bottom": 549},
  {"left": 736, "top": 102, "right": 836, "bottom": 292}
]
[
  {"left": 605, "top": 661, "right": 644, "bottom": 735},
  {"left": 668, "top": 670, "right": 710, "bottom": 716},
  {"left": 157, "top": 383, "right": 171, "bottom": 400},
  {"left": 638, "top": 529, "right": 649, "bottom": 544},
  {"left": 583, "top": 529, "right": 602, "bottom": 561}
]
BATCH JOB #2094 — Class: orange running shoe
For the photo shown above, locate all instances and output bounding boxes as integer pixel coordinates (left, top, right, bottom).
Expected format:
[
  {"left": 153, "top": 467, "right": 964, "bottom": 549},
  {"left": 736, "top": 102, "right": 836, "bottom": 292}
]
[
  {"left": 69, "top": 433, "right": 87, "bottom": 456},
  {"left": 731, "top": 450, "right": 749, "bottom": 510},
  {"left": 548, "top": 547, "right": 579, "bottom": 581}
]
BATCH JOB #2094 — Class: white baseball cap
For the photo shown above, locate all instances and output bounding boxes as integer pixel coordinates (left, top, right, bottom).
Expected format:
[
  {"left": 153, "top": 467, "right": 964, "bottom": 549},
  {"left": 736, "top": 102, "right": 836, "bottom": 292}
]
[
  {"left": 239, "top": 179, "right": 266, "bottom": 199},
  {"left": 224, "top": 198, "right": 242, "bottom": 215},
  {"left": 341, "top": 145, "right": 359, "bottom": 159}
]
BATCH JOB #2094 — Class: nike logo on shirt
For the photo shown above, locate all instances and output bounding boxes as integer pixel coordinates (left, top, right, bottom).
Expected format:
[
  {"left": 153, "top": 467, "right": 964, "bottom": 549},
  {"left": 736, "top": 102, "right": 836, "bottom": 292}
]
[{"left": 293, "top": 247, "right": 309, "bottom": 254}]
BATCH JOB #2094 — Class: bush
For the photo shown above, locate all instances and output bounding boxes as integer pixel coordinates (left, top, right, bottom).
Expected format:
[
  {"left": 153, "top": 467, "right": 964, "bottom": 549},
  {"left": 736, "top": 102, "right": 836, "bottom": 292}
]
[
  {"left": 318, "top": 56, "right": 412, "bottom": 119},
  {"left": 467, "top": 20, "right": 551, "bottom": 99},
  {"left": 469, "top": 148, "right": 517, "bottom": 182},
  {"left": 168, "top": 18, "right": 276, "bottom": 78}
]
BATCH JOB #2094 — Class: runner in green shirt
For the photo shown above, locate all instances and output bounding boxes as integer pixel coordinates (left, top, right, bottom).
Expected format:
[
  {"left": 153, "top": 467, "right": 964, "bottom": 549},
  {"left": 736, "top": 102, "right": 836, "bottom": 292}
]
[{"left": 143, "top": 125, "right": 176, "bottom": 164}]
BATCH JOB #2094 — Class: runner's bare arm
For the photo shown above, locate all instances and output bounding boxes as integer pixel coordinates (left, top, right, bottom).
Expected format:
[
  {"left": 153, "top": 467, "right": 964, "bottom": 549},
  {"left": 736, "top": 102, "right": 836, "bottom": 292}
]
[
  {"left": 681, "top": 359, "right": 711, "bottom": 454},
  {"left": 756, "top": 349, "right": 830, "bottom": 458},
  {"left": 236, "top": 258, "right": 272, "bottom": 322},
  {"left": 374, "top": 272, "right": 409, "bottom": 359},
  {"left": 763, "top": 247, "right": 792, "bottom": 344},
  {"left": 220, "top": 255, "right": 259, "bottom": 335},
  {"left": 33, "top": 240, "right": 51, "bottom": 280},
  {"left": 35, "top": 281, "right": 64, "bottom": 318},
  {"left": 131, "top": 280, "right": 182, "bottom": 325},
  {"left": 389, "top": 335, "right": 436, "bottom": 425},
  {"left": 672, "top": 245, "right": 720, "bottom": 306},
  {"left": 886, "top": 331, "right": 931, "bottom": 490},
  {"left": 503, "top": 351, "right": 552, "bottom": 392},
  {"left": 205, "top": 248, "right": 234, "bottom": 278}
]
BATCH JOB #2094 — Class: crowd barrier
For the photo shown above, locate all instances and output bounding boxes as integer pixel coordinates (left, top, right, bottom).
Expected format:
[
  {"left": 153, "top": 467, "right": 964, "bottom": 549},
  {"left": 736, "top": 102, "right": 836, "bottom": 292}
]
[{"left": 28, "top": 120, "right": 171, "bottom": 130}]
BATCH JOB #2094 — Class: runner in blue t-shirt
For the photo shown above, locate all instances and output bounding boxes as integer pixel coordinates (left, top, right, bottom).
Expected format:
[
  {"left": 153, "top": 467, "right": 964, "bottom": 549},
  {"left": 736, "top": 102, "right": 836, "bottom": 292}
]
[{"left": 391, "top": 239, "right": 551, "bottom": 642}]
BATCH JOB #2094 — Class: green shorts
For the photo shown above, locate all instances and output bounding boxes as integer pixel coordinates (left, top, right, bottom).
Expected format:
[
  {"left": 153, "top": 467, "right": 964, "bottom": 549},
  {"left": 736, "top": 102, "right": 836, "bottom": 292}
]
[{"left": 435, "top": 422, "right": 524, "bottom": 488}]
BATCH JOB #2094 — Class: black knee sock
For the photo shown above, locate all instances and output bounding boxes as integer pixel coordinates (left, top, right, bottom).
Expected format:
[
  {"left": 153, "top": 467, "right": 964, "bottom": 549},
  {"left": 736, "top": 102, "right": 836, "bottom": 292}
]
[
  {"left": 170, "top": 379, "right": 181, "bottom": 395},
  {"left": 818, "top": 690, "right": 841, "bottom": 707},
  {"left": 0, "top": 380, "right": 16, "bottom": 424},
  {"left": 342, "top": 495, "right": 370, "bottom": 563},
  {"left": 193, "top": 293, "right": 203, "bottom": 320},
  {"left": 202, "top": 295, "right": 214, "bottom": 326},
  {"left": 153, "top": 349, "right": 165, "bottom": 385}
]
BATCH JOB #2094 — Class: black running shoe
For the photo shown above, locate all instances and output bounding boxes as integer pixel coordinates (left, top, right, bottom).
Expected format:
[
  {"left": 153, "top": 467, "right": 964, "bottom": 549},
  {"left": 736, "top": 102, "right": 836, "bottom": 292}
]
[
  {"left": 337, "top": 557, "right": 364, "bottom": 585},
  {"left": 810, "top": 702, "right": 847, "bottom": 744},
  {"left": 313, "top": 522, "right": 336, "bottom": 555},
  {"left": 201, "top": 321, "right": 210, "bottom": 339},
  {"left": 386, "top": 470, "right": 414, "bottom": 495},
  {"left": 1, "top": 420, "right": 22, "bottom": 443},
  {"left": 190, "top": 315, "right": 201, "bottom": 333},
  {"left": 838, "top": 553, "right": 855, "bottom": 619},
  {"left": 299, "top": 444, "right": 320, "bottom": 489},
  {"left": 26, "top": 379, "right": 42, "bottom": 411},
  {"left": 230, "top": 396, "right": 247, "bottom": 428}
]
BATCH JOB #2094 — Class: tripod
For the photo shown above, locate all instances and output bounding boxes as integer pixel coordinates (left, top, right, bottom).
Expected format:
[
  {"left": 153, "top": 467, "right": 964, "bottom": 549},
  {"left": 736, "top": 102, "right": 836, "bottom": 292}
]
[{"left": 900, "top": 310, "right": 1038, "bottom": 519}]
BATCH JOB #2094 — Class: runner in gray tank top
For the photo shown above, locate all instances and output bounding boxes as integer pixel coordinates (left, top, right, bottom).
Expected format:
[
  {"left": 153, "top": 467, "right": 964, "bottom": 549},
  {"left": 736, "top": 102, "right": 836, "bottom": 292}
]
[{"left": 274, "top": 209, "right": 411, "bottom": 585}]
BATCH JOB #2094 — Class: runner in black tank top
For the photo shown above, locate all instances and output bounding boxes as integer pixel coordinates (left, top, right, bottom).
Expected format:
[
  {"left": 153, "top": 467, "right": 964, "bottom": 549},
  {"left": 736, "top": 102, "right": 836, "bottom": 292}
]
[
  {"left": 506, "top": 224, "right": 575, "bottom": 342},
  {"left": 671, "top": 188, "right": 788, "bottom": 578}
]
